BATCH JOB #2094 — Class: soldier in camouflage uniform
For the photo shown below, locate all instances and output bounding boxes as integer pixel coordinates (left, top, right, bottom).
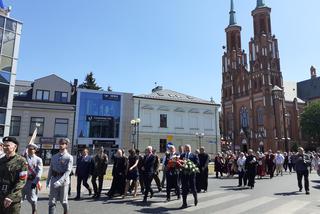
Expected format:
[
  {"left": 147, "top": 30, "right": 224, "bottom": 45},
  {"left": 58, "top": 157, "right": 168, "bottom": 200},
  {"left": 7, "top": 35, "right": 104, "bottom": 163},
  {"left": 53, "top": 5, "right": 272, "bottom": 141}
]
[
  {"left": 0, "top": 136, "right": 28, "bottom": 214},
  {"left": 47, "top": 138, "right": 73, "bottom": 214},
  {"left": 22, "top": 143, "right": 43, "bottom": 214}
]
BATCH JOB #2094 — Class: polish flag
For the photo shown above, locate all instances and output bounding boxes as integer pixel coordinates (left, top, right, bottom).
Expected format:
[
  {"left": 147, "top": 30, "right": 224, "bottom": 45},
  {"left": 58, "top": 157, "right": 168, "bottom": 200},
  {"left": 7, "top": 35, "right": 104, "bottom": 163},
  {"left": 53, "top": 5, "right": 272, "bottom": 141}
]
[{"left": 19, "top": 171, "right": 28, "bottom": 180}]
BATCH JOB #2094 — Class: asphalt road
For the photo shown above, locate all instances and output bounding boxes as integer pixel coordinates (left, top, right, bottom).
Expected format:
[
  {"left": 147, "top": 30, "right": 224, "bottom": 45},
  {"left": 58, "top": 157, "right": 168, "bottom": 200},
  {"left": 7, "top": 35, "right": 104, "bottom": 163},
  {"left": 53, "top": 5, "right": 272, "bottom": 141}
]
[{"left": 21, "top": 171, "right": 320, "bottom": 214}]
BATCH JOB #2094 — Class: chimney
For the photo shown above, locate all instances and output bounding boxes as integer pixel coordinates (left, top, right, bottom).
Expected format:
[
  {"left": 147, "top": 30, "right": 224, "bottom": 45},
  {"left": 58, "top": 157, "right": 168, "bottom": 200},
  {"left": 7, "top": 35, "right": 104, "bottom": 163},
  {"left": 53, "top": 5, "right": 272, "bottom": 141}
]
[{"left": 310, "top": 66, "right": 317, "bottom": 79}]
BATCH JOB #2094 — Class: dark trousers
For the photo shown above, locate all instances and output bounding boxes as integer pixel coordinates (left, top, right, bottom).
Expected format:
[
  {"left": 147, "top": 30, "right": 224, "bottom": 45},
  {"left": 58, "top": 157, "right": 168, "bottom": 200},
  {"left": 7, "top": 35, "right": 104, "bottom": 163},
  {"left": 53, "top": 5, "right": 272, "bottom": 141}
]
[
  {"left": 268, "top": 165, "right": 275, "bottom": 178},
  {"left": 77, "top": 176, "right": 90, "bottom": 197},
  {"left": 92, "top": 174, "right": 104, "bottom": 196},
  {"left": 216, "top": 170, "right": 223, "bottom": 178},
  {"left": 283, "top": 162, "right": 288, "bottom": 171},
  {"left": 247, "top": 170, "right": 256, "bottom": 188},
  {"left": 166, "top": 172, "right": 180, "bottom": 199},
  {"left": 297, "top": 170, "right": 309, "bottom": 191},
  {"left": 181, "top": 173, "right": 197, "bottom": 205},
  {"left": 139, "top": 171, "right": 144, "bottom": 192},
  {"left": 288, "top": 163, "right": 293, "bottom": 172},
  {"left": 197, "top": 168, "right": 208, "bottom": 191},
  {"left": 161, "top": 168, "right": 167, "bottom": 187},
  {"left": 238, "top": 170, "right": 247, "bottom": 186},
  {"left": 153, "top": 172, "right": 161, "bottom": 190},
  {"left": 143, "top": 174, "right": 154, "bottom": 200}
]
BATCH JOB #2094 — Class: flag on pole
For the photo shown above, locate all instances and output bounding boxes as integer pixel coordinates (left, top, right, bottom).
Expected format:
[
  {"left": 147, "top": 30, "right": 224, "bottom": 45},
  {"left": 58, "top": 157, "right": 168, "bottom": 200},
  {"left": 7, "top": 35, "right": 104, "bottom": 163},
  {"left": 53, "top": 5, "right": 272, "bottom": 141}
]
[{"left": 29, "top": 128, "right": 38, "bottom": 145}]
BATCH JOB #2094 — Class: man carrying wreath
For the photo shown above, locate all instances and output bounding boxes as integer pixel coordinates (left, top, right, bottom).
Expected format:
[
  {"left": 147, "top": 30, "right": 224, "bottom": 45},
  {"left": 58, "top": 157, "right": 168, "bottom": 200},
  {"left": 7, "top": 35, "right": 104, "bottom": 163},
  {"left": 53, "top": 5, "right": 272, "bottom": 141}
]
[
  {"left": 164, "top": 145, "right": 181, "bottom": 201},
  {"left": 179, "top": 144, "right": 199, "bottom": 209}
]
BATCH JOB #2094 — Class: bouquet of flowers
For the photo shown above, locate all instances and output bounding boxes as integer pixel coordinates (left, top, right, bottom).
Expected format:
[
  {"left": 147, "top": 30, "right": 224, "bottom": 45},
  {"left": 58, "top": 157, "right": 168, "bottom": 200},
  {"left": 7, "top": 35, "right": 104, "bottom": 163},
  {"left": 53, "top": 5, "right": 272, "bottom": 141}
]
[
  {"left": 167, "top": 156, "right": 183, "bottom": 170},
  {"left": 180, "top": 159, "right": 200, "bottom": 175}
]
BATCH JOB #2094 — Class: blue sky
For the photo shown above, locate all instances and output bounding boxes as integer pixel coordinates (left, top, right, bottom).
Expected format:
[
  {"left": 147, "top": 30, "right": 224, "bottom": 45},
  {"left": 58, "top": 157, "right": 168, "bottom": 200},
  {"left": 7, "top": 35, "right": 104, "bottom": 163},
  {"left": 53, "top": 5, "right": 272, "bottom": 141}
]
[{"left": 8, "top": 0, "right": 320, "bottom": 103}]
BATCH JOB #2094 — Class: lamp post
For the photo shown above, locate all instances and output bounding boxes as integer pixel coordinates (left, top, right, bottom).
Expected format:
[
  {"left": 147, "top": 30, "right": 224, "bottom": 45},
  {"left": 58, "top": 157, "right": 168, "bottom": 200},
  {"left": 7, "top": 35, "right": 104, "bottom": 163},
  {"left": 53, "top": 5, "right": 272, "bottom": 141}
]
[
  {"left": 195, "top": 132, "right": 204, "bottom": 149},
  {"left": 130, "top": 118, "right": 141, "bottom": 149}
]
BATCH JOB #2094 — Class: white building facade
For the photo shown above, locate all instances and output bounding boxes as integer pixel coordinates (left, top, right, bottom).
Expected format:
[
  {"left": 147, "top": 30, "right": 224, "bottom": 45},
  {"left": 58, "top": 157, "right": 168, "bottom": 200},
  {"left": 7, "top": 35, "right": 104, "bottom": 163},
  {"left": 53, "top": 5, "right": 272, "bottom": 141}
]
[{"left": 133, "top": 86, "right": 220, "bottom": 154}]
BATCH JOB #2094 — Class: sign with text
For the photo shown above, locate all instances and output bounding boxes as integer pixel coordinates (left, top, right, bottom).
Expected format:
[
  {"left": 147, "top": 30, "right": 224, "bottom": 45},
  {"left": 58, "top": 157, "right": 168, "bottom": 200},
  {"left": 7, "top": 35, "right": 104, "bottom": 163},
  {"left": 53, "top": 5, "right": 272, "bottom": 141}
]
[
  {"left": 102, "top": 94, "right": 121, "bottom": 101},
  {"left": 86, "top": 115, "right": 114, "bottom": 122}
]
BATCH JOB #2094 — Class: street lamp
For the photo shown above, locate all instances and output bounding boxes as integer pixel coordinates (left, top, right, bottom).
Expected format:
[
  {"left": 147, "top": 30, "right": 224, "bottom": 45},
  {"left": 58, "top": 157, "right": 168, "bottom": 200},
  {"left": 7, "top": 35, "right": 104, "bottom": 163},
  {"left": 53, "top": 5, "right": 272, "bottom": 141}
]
[
  {"left": 195, "top": 132, "right": 204, "bottom": 148},
  {"left": 130, "top": 118, "right": 141, "bottom": 149}
]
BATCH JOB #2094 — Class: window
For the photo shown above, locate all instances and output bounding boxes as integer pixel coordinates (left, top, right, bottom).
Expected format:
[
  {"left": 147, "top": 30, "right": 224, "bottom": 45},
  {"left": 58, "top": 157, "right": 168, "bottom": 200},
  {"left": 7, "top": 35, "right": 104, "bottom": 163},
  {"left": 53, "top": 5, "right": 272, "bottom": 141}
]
[
  {"left": 0, "top": 108, "right": 6, "bottom": 124},
  {"left": 0, "top": 125, "right": 3, "bottom": 137},
  {"left": 0, "top": 56, "right": 12, "bottom": 72},
  {"left": 240, "top": 107, "right": 249, "bottom": 128},
  {"left": 257, "top": 108, "right": 264, "bottom": 126},
  {"left": 160, "top": 114, "right": 167, "bottom": 128},
  {"left": 0, "top": 84, "right": 9, "bottom": 107},
  {"left": 5, "top": 19, "right": 17, "bottom": 32},
  {"left": 0, "top": 71, "right": 10, "bottom": 84},
  {"left": 36, "top": 90, "right": 49, "bottom": 101},
  {"left": 9, "top": 116, "right": 21, "bottom": 136},
  {"left": 29, "top": 117, "right": 44, "bottom": 136},
  {"left": 54, "top": 118, "right": 68, "bottom": 137},
  {"left": 2, "top": 30, "right": 15, "bottom": 57},
  {"left": 160, "top": 139, "right": 167, "bottom": 153},
  {"left": 54, "top": 91, "right": 68, "bottom": 103}
]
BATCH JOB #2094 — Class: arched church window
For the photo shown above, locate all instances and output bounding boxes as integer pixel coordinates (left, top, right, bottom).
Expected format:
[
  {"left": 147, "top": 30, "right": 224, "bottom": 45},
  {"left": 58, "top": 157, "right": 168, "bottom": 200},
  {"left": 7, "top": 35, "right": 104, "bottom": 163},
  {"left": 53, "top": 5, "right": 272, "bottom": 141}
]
[
  {"left": 257, "top": 107, "right": 264, "bottom": 126},
  {"left": 240, "top": 107, "right": 249, "bottom": 128}
]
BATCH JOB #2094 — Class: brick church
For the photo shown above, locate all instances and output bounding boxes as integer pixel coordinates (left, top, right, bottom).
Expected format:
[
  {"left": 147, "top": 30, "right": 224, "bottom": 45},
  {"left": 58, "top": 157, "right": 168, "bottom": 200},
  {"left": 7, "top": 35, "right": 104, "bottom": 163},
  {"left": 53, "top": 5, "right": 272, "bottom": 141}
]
[{"left": 221, "top": 0, "right": 305, "bottom": 153}]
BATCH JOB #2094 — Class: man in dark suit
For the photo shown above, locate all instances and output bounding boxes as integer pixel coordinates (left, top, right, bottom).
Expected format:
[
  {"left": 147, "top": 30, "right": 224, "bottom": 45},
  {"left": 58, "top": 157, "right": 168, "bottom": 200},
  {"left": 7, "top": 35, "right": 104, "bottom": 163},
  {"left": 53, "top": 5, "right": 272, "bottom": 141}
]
[
  {"left": 179, "top": 144, "right": 199, "bottom": 209},
  {"left": 141, "top": 146, "right": 156, "bottom": 202},
  {"left": 197, "top": 147, "right": 210, "bottom": 192},
  {"left": 75, "top": 148, "right": 93, "bottom": 200}
]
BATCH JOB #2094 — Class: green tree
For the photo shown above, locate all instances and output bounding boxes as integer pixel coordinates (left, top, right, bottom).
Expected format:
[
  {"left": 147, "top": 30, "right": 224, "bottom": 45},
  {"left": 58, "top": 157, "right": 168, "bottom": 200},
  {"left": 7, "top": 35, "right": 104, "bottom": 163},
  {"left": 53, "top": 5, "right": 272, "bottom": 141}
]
[
  {"left": 78, "top": 72, "right": 102, "bottom": 90},
  {"left": 300, "top": 101, "right": 320, "bottom": 143}
]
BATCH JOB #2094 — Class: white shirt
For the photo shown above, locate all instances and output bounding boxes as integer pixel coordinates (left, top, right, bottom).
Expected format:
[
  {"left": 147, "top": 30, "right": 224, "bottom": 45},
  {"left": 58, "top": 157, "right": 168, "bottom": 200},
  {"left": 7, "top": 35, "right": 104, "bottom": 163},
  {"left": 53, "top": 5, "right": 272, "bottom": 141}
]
[
  {"left": 237, "top": 157, "right": 246, "bottom": 172},
  {"left": 275, "top": 154, "right": 284, "bottom": 165}
]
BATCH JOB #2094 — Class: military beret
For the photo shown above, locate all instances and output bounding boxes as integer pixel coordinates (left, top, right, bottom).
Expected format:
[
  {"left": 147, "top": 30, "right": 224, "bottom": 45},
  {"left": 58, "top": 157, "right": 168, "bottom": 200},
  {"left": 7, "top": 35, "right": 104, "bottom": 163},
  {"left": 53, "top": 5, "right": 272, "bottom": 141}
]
[
  {"left": 27, "top": 143, "right": 39, "bottom": 150},
  {"left": 2, "top": 136, "right": 19, "bottom": 146}
]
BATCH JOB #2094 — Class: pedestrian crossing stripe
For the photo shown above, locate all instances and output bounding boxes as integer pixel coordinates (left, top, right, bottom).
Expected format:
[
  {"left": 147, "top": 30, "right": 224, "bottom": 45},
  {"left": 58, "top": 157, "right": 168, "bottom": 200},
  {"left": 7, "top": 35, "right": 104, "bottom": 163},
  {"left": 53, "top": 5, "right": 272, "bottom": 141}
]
[
  {"left": 264, "top": 200, "right": 310, "bottom": 214},
  {"left": 214, "top": 196, "right": 276, "bottom": 214},
  {"left": 151, "top": 190, "right": 226, "bottom": 207},
  {"left": 185, "top": 193, "right": 249, "bottom": 212}
]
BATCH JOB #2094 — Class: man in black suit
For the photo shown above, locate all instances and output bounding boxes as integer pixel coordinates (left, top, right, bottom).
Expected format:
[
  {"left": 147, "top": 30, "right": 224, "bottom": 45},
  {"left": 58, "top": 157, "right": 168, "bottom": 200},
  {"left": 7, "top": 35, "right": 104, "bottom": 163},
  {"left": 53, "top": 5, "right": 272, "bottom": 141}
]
[
  {"left": 141, "top": 146, "right": 156, "bottom": 202},
  {"left": 179, "top": 144, "right": 199, "bottom": 209},
  {"left": 197, "top": 147, "right": 210, "bottom": 193}
]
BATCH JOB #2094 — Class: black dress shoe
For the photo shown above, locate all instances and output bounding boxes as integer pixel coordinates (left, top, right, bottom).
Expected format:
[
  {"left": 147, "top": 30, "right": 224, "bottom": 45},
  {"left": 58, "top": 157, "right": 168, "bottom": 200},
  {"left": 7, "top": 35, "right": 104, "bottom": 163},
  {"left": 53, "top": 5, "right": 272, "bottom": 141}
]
[
  {"left": 194, "top": 197, "right": 198, "bottom": 206},
  {"left": 299, "top": 188, "right": 302, "bottom": 192},
  {"left": 306, "top": 191, "right": 310, "bottom": 195},
  {"left": 150, "top": 192, "right": 154, "bottom": 198},
  {"left": 74, "top": 196, "right": 81, "bottom": 200},
  {"left": 180, "top": 204, "right": 188, "bottom": 209}
]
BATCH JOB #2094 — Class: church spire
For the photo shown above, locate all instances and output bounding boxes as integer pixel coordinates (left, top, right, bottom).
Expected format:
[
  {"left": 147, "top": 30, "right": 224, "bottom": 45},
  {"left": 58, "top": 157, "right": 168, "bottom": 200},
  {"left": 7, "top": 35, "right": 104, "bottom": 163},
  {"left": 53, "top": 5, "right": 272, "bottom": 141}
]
[
  {"left": 256, "top": 0, "right": 266, "bottom": 8},
  {"left": 229, "top": 0, "right": 237, "bottom": 26}
]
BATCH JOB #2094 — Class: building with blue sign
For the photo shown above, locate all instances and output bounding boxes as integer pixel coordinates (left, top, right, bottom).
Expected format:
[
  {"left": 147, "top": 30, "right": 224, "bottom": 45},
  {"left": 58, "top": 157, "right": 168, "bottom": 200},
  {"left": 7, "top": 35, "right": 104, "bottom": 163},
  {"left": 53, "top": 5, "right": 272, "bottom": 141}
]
[
  {"left": 74, "top": 89, "right": 133, "bottom": 157},
  {"left": 0, "top": 4, "right": 23, "bottom": 137}
]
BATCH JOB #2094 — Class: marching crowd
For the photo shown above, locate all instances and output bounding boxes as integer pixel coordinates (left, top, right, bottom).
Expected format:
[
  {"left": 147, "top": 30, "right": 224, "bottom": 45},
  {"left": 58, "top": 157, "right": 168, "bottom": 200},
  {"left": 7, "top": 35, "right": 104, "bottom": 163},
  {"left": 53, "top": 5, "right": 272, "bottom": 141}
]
[
  {"left": 214, "top": 148, "right": 318, "bottom": 193},
  {"left": 0, "top": 136, "right": 210, "bottom": 214},
  {"left": 0, "top": 135, "right": 319, "bottom": 214}
]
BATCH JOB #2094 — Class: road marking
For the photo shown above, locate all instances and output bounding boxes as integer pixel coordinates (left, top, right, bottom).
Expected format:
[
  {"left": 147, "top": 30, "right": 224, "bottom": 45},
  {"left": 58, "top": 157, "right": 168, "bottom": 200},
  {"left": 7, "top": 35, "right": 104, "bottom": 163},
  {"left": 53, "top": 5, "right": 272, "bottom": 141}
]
[
  {"left": 151, "top": 190, "right": 226, "bottom": 207},
  {"left": 185, "top": 193, "right": 249, "bottom": 212},
  {"left": 214, "top": 196, "right": 276, "bottom": 214},
  {"left": 264, "top": 200, "right": 310, "bottom": 214}
]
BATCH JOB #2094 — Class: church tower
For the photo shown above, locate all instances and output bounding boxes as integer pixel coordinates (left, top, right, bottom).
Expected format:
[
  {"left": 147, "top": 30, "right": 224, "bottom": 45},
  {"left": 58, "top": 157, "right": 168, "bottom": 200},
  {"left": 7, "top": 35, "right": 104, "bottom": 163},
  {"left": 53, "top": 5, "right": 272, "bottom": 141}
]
[{"left": 221, "top": 0, "right": 290, "bottom": 153}]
